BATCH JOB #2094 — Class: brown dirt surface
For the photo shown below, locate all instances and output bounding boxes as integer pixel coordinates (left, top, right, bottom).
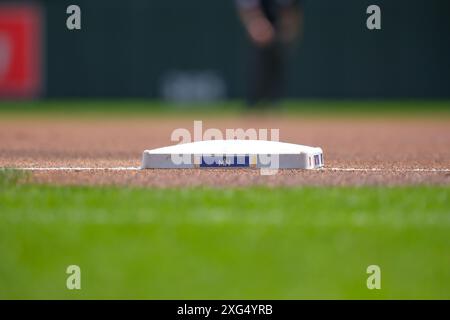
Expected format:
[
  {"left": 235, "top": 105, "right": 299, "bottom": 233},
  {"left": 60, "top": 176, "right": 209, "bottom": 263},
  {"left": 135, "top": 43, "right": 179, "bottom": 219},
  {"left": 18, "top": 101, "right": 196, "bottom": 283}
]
[{"left": 1, "top": 115, "right": 449, "bottom": 187}]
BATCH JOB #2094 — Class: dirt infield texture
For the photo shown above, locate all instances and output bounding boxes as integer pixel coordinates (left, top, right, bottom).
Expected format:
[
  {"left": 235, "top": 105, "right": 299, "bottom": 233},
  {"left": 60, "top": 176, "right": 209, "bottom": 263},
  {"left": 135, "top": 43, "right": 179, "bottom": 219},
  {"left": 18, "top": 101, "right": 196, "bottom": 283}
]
[{"left": 1, "top": 115, "right": 449, "bottom": 187}]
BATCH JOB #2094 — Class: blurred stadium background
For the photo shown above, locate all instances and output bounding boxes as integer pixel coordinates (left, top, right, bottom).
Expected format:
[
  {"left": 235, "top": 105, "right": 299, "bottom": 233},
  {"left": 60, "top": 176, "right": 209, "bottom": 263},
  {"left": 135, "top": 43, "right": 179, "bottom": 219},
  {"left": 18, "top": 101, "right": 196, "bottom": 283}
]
[
  {"left": 0, "top": 0, "right": 449, "bottom": 102},
  {"left": 1, "top": 0, "right": 450, "bottom": 300}
]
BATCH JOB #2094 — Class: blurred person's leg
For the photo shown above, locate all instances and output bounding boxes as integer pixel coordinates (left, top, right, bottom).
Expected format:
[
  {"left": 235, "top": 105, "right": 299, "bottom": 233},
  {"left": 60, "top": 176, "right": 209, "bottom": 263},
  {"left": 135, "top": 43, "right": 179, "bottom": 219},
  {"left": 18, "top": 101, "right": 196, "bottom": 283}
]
[
  {"left": 266, "top": 43, "right": 284, "bottom": 105},
  {"left": 246, "top": 44, "right": 275, "bottom": 106},
  {"left": 246, "top": 41, "right": 286, "bottom": 107}
]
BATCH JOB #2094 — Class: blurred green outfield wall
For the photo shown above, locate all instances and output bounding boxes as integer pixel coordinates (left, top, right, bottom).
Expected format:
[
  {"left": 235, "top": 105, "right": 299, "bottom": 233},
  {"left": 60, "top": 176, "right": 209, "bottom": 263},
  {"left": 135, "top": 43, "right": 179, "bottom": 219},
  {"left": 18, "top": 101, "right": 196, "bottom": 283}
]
[{"left": 42, "top": 0, "right": 450, "bottom": 99}]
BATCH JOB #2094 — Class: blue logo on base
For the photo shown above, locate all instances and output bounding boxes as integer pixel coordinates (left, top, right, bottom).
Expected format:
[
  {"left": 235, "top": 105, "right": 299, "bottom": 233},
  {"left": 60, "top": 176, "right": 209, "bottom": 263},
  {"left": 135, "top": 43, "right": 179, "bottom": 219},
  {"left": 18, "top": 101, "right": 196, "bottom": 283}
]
[{"left": 200, "top": 155, "right": 249, "bottom": 168}]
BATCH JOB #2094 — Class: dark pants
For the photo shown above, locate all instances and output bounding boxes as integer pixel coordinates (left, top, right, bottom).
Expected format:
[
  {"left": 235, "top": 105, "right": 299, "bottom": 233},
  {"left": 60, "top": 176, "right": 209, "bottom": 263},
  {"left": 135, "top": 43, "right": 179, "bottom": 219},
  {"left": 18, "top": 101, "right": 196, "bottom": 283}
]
[{"left": 246, "top": 43, "right": 285, "bottom": 107}]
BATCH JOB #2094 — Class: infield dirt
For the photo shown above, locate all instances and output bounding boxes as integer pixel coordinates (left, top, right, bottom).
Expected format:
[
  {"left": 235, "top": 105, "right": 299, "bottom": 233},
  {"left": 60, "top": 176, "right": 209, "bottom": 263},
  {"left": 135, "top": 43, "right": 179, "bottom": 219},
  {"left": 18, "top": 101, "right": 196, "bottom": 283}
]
[{"left": 1, "top": 115, "right": 449, "bottom": 187}]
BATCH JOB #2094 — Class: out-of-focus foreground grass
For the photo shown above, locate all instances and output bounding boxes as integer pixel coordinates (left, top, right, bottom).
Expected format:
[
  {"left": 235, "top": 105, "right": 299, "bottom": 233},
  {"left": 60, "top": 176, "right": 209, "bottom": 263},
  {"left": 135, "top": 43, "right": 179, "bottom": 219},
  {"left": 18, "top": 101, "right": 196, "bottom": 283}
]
[{"left": 0, "top": 171, "right": 449, "bottom": 299}]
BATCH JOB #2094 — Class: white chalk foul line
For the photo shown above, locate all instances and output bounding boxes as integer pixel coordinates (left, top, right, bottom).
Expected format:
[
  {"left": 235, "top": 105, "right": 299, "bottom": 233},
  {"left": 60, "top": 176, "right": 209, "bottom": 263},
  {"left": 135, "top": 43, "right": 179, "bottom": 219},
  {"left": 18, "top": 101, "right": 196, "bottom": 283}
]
[
  {"left": 3, "top": 167, "right": 142, "bottom": 171},
  {"left": 324, "top": 167, "right": 450, "bottom": 173},
  {"left": 1, "top": 167, "right": 449, "bottom": 173}
]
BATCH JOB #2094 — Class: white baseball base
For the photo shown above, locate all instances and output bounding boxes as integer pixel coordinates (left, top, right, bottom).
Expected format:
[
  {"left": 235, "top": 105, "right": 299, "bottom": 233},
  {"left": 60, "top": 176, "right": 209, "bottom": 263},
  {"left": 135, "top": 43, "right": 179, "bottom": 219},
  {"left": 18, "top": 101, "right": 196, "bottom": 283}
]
[{"left": 141, "top": 140, "right": 324, "bottom": 169}]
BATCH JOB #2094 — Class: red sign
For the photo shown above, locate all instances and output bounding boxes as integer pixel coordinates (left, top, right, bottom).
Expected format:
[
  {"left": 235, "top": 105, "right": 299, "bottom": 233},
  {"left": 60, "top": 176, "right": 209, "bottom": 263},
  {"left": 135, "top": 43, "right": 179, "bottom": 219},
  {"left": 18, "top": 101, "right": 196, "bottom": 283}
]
[{"left": 0, "top": 4, "right": 43, "bottom": 98}]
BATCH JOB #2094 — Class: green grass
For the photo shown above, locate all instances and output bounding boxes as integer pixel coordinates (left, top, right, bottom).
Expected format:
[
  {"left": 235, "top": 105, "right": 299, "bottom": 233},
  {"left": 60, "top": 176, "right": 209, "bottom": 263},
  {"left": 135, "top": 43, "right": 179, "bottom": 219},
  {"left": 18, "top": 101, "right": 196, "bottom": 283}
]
[
  {"left": 0, "top": 173, "right": 449, "bottom": 299},
  {"left": 0, "top": 99, "right": 449, "bottom": 118}
]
